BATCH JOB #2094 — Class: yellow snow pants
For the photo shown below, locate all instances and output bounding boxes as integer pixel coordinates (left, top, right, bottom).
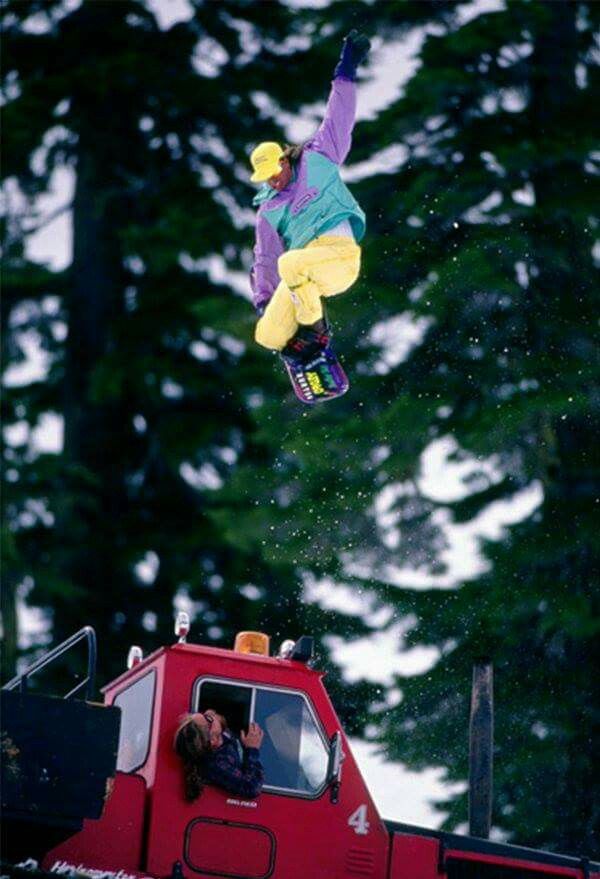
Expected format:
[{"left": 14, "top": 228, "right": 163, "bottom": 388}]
[{"left": 255, "top": 235, "right": 362, "bottom": 351}]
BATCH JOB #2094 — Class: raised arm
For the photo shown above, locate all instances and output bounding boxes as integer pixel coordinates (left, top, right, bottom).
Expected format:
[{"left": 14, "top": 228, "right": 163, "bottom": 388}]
[
  {"left": 307, "top": 31, "right": 371, "bottom": 166},
  {"left": 250, "top": 213, "right": 285, "bottom": 312},
  {"left": 308, "top": 78, "right": 357, "bottom": 166}
]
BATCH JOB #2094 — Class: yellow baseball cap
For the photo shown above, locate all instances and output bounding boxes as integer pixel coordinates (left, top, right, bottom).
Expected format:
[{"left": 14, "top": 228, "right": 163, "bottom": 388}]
[{"left": 250, "top": 142, "right": 284, "bottom": 183}]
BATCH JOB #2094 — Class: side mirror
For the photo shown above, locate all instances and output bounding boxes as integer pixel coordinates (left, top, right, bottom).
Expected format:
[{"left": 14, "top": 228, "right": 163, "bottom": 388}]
[{"left": 326, "top": 730, "right": 344, "bottom": 804}]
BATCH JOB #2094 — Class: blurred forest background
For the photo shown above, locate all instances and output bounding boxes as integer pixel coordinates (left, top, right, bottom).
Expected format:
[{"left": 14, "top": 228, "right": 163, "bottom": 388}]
[{"left": 2, "top": 0, "right": 598, "bottom": 855}]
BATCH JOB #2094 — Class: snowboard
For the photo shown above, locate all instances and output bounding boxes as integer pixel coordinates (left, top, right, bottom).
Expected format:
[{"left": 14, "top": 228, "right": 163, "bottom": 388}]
[{"left": 281, "top": 346, "right": 349, "bottom": 404}]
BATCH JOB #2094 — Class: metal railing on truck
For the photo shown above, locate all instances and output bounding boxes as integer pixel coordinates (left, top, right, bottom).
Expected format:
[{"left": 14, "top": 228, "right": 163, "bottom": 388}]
[{"left": 2, "top": 625, "right": 97, "bottom": 701}]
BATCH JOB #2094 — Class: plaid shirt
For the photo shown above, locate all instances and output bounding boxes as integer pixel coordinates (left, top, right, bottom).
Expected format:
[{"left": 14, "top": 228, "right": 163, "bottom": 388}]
[{"left": 202, "top": 732, "right": 264, "bottom": 799}]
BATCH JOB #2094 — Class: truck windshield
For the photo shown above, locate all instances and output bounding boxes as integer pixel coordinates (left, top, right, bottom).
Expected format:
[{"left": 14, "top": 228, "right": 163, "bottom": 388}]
[{"left": 195, "top": 680, "right": 329, "bottom": 797}]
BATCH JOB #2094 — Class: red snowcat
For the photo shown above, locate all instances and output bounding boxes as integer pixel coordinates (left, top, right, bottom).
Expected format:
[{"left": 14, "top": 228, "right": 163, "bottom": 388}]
[{"left": 1, "top": 619, "right": 597, "bottom": 879}]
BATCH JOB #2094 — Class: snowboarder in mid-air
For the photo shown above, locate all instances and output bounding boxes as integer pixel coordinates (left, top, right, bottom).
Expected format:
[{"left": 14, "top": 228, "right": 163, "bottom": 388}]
[{"left": 249, "top": 30, "right": 371, "bottom": 404}]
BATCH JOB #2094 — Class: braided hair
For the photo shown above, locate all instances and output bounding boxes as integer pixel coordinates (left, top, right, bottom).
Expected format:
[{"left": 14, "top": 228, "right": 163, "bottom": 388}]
[
  {"left": 174, "top": 716, "right": 211, "bottom": 802},
  {"left": 282, "top": 143, "right": 305, "bottom": 165}
]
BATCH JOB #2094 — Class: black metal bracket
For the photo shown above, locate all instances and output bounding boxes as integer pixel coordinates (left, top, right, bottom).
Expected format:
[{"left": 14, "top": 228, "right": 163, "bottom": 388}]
[
  {"left": 437, "top": 838, "right": 446, "bottom": 874},
  {"left": 291, "top": 635, "right": 314, "bottom": 663},
  {"left": 2, "top": 626, "right": 97, "bottom": 701}
]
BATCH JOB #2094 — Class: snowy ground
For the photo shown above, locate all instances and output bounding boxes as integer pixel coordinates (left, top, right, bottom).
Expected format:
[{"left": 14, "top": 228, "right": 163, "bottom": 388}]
[{"left": 350, "top": 738, "right": 459, "bottom": 827}]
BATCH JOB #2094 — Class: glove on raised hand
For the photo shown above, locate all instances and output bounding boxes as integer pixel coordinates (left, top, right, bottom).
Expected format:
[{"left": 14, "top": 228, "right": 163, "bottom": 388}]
[{"left": 334, "top": 29, "right": 371, "bottom": 81}]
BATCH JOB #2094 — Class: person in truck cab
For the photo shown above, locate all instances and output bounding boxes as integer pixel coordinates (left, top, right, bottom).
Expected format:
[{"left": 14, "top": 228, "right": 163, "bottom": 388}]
[{"left": 174, "top": 709, "right": 264, "bottom": 800}]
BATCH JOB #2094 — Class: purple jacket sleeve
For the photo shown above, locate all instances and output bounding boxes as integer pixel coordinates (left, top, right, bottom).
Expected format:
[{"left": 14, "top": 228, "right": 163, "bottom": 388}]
[
  {"left": 250, "top": 213, "right": 284, "bottom": 311},
  {"left": 307, "top": 77, "right": 357, "bottom": 166}
]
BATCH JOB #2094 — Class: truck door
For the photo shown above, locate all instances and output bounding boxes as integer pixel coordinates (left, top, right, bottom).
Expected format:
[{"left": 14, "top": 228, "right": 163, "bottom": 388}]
[{"left": 149, "top": 676, "right": 389, "bottom": 879}]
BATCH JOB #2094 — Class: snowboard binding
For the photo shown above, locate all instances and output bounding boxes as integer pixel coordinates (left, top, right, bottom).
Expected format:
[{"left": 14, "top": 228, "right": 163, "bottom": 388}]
[{"left": 280, "top": 321, "right": 349, "bottom": 405}]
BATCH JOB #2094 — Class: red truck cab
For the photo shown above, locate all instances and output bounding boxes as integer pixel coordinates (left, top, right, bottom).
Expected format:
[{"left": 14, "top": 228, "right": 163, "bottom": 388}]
[
  {"left": 19, "top": 625, "right": 596, "bottom": 879},
  {"left": 48, "top": 630, "right": 389, "bottom": 878}
]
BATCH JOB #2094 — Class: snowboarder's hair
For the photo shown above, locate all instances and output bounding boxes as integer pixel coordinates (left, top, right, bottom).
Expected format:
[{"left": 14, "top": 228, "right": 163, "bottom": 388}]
[
  {"left": 174, "top": 715, "right": 211, "bottom": 801},
  {"left": 282, "top": 143, "right": 305, "bottom": 164}
]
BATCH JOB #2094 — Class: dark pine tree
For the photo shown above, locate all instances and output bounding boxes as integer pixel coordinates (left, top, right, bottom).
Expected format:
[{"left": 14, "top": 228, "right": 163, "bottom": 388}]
[{"left": 0, "top": 0, "right": 376, "bottom": 693}]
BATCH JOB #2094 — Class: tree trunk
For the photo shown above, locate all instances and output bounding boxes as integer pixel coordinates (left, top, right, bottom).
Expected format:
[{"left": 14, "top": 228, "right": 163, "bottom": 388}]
[
  {"left": 56, "top": 3, "right": 127, "bottom": 649},
  {"left": 0, "top": 573, "right": 18, "bottom": 682}
]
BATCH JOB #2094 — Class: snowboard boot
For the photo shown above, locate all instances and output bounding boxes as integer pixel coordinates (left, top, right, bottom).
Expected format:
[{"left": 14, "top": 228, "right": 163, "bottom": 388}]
[
  {"left": 280, "top": 319, "right": 349, "bottom": 404},
  {"left": 281, "top": 319, "right": 331, "bottom": 368}
]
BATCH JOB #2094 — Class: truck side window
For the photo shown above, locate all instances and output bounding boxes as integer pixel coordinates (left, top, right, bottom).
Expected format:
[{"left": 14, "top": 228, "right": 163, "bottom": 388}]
[
  {"left": 254, "top": 689, "right": 328, "bottom": 795},
  {"left": 114, "top": 670, "right": 156, "bottom": 773},
  {"left": 194, "top": 680, "right": 328, "bottom": 797}
]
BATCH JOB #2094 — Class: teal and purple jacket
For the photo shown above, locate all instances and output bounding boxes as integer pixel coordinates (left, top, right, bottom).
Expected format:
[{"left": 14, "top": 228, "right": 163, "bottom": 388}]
[{"left": 250, "top": 77, "right": 366, "bottom": 312}]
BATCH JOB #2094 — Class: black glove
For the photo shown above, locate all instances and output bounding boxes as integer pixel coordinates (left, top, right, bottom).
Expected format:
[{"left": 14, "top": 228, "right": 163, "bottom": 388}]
[{"left": 334, "top": 29, "right": 371, "bottom": 81}]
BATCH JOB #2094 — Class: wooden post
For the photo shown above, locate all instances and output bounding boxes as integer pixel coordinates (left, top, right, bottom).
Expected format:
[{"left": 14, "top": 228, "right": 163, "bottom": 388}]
[{"left": 469, "top": 660, "right": 493, "bottom": 838}]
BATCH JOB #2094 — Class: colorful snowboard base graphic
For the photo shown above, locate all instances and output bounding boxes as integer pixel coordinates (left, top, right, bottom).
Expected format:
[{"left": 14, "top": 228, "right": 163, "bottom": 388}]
[{"left": 281, "top": 348, "right": 349, "bottom": 404}]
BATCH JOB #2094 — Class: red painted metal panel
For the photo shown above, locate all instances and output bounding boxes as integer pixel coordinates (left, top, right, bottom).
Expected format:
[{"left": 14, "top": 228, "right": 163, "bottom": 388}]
[
  {"left": 388, "top": 833, "right": 440, "bottom": 879},
  {"left": 42, "top": 773, "right": 147, "bottom": 873}
]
